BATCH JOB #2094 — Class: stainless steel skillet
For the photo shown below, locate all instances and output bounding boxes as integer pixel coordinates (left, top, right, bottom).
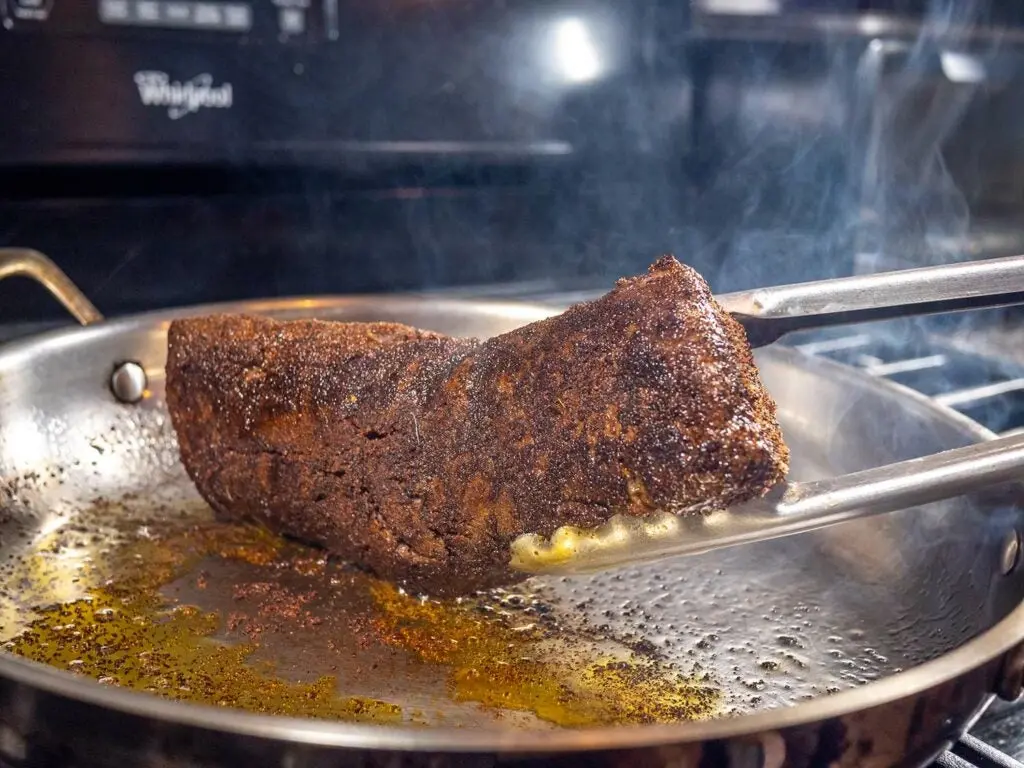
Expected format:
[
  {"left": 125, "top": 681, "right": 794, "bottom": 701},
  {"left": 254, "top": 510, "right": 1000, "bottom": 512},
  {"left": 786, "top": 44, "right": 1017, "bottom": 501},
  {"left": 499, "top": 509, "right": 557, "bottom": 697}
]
[{"left": 1, "top": 248, "right": 1024, "bottom": 768}]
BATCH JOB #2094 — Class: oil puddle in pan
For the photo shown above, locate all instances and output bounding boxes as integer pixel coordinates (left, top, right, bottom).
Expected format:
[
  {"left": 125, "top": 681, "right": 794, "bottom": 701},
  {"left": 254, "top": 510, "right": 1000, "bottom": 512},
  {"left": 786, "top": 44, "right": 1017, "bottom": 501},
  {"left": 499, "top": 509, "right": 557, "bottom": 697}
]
[{"left": 0, "top": 501, "right": 721, "bottom": 727}]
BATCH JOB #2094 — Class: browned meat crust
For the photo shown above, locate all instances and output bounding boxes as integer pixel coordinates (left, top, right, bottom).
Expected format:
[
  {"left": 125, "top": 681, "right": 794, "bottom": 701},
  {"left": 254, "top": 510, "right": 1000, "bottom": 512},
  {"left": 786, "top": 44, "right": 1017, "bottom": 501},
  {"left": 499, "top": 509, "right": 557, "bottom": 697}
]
[{"left": 165, "top": 256, "right": 789, "bottom": 596}]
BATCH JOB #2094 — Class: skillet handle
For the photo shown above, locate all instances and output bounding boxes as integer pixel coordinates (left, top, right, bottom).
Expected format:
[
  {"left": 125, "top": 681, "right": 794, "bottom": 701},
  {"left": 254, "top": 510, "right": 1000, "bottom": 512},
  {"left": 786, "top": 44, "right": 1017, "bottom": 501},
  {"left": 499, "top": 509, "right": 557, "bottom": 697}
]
[{"left": 0, "top": 248, "right": 104, "bottom": 325}]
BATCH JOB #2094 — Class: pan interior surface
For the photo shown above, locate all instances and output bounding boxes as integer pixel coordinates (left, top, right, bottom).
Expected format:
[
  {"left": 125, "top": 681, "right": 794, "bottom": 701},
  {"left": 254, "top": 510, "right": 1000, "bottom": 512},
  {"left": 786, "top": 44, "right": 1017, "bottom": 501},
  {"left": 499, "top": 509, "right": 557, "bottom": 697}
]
[{"left": 0, "top": 299, "right": 1021, "bottom": 732}]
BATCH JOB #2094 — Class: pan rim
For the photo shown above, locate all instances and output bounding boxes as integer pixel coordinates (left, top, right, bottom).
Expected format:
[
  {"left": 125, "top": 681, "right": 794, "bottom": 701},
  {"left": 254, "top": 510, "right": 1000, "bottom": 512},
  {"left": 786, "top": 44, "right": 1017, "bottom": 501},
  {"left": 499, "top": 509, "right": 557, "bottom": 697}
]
[{"left": 0, "top": 296, "right": 1018, "bottom": 753}]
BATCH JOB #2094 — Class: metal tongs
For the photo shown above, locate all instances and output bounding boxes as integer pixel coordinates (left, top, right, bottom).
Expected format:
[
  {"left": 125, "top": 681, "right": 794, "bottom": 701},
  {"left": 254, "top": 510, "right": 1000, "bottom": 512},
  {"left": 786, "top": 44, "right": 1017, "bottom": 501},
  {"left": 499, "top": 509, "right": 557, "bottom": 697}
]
[{"left": 512, "top": 254, "right": 1024, "bottom": 576}]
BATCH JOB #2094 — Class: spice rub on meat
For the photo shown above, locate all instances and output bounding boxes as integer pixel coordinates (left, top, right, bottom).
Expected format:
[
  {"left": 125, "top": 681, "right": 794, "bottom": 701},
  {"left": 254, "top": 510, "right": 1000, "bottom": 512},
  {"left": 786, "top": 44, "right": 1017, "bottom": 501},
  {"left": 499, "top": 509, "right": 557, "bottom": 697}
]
[{"left": 165, "top": 256, "right": 789, "bottom": 596}]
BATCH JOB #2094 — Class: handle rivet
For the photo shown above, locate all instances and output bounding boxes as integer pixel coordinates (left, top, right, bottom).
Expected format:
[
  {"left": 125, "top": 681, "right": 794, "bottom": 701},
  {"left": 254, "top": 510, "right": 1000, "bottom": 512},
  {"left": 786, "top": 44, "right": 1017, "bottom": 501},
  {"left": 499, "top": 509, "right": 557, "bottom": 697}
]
[
  {"left": 111, "top": 362, "right": 147, "bottom": 404},
  {"left": 1000, "top": 530, "right": 1021, "bottom": 576}
]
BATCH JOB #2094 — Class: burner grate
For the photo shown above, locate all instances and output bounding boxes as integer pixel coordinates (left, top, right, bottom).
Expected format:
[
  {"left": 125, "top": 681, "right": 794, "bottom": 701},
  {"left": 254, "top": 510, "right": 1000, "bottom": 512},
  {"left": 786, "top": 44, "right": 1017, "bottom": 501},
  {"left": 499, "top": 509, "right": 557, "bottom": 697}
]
[
  {"left": 939, "top": 734, "right": 1024, "bottom": 768},
  {"left": 782, "top": 326, "right": 1024, "bottom": 436}
]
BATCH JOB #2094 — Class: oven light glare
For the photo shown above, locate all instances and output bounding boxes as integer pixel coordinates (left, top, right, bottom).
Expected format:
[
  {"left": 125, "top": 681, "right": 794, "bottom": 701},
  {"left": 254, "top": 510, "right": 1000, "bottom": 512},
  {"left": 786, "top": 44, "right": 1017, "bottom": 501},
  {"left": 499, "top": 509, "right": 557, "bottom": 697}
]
[
  {"left": 552, "top": 18, "right": 602, "bottom": 85},
  {"left": 696, "top": 0, "right": 781, "bottom": 15},
  {"left": 940, "top": 51, "right": 987, "bottom": 84}
]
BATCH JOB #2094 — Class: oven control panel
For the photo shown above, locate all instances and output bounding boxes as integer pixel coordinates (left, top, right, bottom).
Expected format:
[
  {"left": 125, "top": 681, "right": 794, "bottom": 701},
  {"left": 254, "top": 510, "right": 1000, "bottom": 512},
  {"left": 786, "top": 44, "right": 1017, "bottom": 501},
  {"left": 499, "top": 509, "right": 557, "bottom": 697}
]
[
  {"left": 2, "top": 0, "right": 327, "bottom": 42},
  {"left": 0, "top": 0, "right": 635, "bottom": 168}
]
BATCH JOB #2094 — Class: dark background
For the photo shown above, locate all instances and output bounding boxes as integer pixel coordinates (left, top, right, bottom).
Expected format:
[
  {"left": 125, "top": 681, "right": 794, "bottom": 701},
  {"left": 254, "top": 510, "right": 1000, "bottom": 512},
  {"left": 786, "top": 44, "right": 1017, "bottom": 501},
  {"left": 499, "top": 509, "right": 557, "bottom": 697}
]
[{"left": 2, "top": 0, "right": 1024, "bottom": 323}]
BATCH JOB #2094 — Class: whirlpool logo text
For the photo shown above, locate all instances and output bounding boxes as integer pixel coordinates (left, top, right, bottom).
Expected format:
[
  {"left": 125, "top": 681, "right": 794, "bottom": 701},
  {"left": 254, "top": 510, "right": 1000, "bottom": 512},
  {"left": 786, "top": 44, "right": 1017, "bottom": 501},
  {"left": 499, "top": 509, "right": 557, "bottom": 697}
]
[{"left": 133, "top": 71, "right": 234, "bottom": 120}]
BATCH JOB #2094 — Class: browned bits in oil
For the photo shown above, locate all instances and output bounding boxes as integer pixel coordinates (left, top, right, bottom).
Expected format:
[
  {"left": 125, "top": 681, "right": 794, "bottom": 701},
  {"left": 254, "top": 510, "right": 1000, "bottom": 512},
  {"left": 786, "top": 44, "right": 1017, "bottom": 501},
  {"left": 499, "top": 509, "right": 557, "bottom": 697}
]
[
  {"left": 3, "top": 513, "right": 720, "bottom": 727},
  {"left": 369, "top": 583, "right": 720, "bottom": 726},
  {"left": 3, "top": 522, "right": 401, "bottom": 723},
  {"left": 7, "top": 589, "right": 399, "bottom": 722}
]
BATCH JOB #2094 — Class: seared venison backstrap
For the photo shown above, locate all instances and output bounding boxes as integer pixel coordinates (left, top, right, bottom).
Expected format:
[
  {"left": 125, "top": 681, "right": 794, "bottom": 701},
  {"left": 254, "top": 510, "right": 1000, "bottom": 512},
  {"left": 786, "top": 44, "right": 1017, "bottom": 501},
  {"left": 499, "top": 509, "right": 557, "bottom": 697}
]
[{"left": 165, "top": 256, "right": 789, "bottom": 596}]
